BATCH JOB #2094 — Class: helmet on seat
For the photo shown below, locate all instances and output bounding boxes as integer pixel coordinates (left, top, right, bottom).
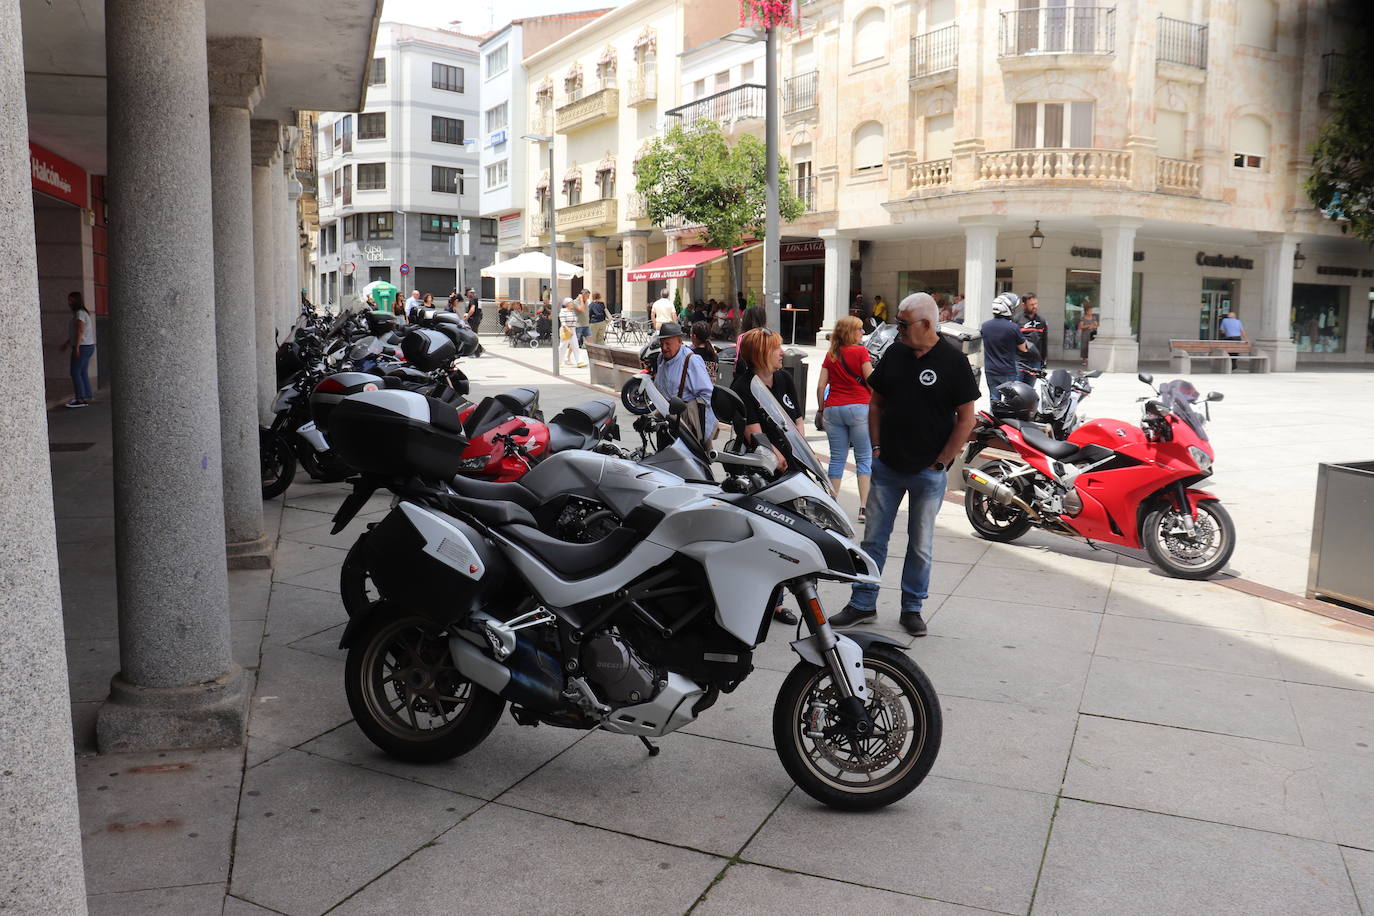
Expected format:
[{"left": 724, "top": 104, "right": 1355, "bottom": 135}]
[{"left": 992, "top": 380, "right": 1037, "bottom": 420}]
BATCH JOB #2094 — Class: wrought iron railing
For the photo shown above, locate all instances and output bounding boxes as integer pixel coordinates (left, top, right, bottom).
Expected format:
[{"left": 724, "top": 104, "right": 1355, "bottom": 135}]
[
  {"left": 783, "top": 71, "right": 818, "bottom": 114},
  {"left": 999, "top": 6, "right": 1115, "bottom": 57},
  {"left": 665, "top": 84, "right": 766, "bottom": 127},
  {"left": 793, "top": 175, "right": 816, "bottom": 211},
  {"left": 1157, "top": 16, "right": 1207, "bottom": 68},
  {"left": 1321, "top": 51, "right": 1349, "bottom": 94},
  {"left": 910, "top": 24, "right": 959, "bottom": 77}
]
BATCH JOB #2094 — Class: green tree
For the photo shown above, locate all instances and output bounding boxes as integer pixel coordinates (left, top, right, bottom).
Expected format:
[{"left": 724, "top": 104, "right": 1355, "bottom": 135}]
[
  {"left": 1304, "top": 14, "right": 1374, "bottom": 241},
  {"left": 635, "top": 120, "right": 805, "bottom": 309}
]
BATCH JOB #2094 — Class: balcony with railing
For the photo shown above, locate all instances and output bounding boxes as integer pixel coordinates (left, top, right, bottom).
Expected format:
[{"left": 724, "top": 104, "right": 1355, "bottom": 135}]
[
  {"left": 783, "top": 71, "right": 818, "bottom": 115},
  {"left": 910, "top": 158, "right": 953, "bottom": 192},
  {"left": 998, "top": 7, "right": 1115, "bottom": 64},
  {"left": 529, "top": 109, "right": 552, "bottom": 136},
  {"left": 793, "top": 175, "right": 816, "bottom": 212},
  {"left": 556, "top": 87, "right": 618, "bottom": 133},
  {"left": 529, "top": 210, "right": 547, "bottom": 236},
  {"left": 626, "top": 192, "right": 648, "bottom": 220},
  {"left": 665, "top": 85, "right": 766, "bottom": 130},
  {"left": 977, "top": 148, "right": 1131, "bottom": 185},
  {"left": 1157, "top": 16, "right": 1207, "bottom": 69},
  {"left": 1155, "top": 157, "right": 1201, "bottom": 195},
  {"left": 556, "top": 197, "right": 618, "bottom": 233},
  {"left": 910, "top": 24, "right": 958, "bottom": 82},
  {"left": 627, "top": 66, "right": 657, "bottom": 107}
]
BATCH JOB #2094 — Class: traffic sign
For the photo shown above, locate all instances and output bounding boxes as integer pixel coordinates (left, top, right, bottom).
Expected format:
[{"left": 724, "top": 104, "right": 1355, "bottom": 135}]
[{"left": 399, "top": 263, "right": 410, "bottom": 275}]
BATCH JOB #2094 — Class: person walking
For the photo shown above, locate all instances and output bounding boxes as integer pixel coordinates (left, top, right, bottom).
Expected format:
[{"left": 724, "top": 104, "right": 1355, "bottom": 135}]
[
  {"left": 464, "top": 287, "right": 483, "bottom": 334},
  {"left": 419, "top": 292, "right": 435, "bottom": 317},
  {"left": 815, "top": 315, "right": 873, "bottom": 521},
  {"left": 588, "top": 291, "right": 609, "bottom": 344},
  {"left": 871, "top": 294, "right": 888, "bottom": 325},
  {"left": 60, "top": 291, "right": 96, "bottom": 408},
  {"left": 1018, "top": 292, "right": 1048, "bottom": 378},
  {"left": 830, "top": 293, "right": 979, "bottom": 636},
  {"left": 1220, "top": 310, "right": 1247, "bottom": 369},
  {"left": 1078, "top": 304, "right": 1098, "bottom": 366},
  {"left": 651, "top": 288, "right": 676, "bottom": 331},
  {"left": 980, "top": 293, "right": 1029, "bottom": 404},
  {"left": 653, "top": 321, "right": 716, "bottom": 446},
  {"left": 404, "top": 288, "right": 421, "bottom": 317},
  {"left": 572, "top": 288, "right": 591, "bottom": 347},
  {"left": 558, "top": 297, "right": 586, "bottom": 368}
]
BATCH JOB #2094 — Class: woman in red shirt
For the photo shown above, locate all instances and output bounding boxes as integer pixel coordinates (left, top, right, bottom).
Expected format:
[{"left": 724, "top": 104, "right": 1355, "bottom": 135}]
[{"left": 815, "top": 316, "right": 873, "bottom": 519}]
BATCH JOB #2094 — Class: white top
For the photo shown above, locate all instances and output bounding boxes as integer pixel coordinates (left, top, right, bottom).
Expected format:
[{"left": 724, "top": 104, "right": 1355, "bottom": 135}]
[
  {"left": 72, "top": 308, "right": 96, "bottom": 347},
  {"left": 651, "top": 298, "right": 676, "bottom": 327}
]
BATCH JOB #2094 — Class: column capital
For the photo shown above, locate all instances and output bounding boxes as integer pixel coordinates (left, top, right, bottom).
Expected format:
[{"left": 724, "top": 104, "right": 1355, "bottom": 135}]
[
  {"left": 959, "top": 214, "right": 1006, "bottom": 230},
  {"left": 1094, "top": 216, "right": 1144, "bottom": 231},
  {"left": 817, "top": 228, "right": 855, "bottom": 239},
  {"left": 581, "top": 235, "right": 608, "bottom": 245},
  {"left": 250, "top": 119, "right": 281, "bottom": 167},
  {"left": 617, "top": 229, "right": 651, "bottom": 240},
  {"left": 1257, "top": 231, "right": 1303, "bottom": 247},
  {"left": 207, "top": 37, "right": 264, "bottom": 110}
]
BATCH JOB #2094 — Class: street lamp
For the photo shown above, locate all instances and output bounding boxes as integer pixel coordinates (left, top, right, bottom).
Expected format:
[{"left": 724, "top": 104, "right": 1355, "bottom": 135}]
[
  {"left": 1029, "top": 220, "right": 1045, "bottom": 250},
  {"left": 1293, "top": 243, "right": 1306, "bottom": 269},
  {"left": 523, "top": 132, "right": 560, "bottom": 376}
]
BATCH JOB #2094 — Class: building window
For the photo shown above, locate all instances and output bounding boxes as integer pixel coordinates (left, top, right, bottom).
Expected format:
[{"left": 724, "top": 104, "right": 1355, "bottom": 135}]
[
  {"left": 485, "top": 44, "right": 508, "bottom": 79},
  {"left": 369, "top": 57, "right": 386, "bottom": 85},
  {"left": 924, "top": 113, "right": 954, "bottom": 160},
  {"left": 421, "top": 213, "right": 460, "bottom": 240},
  {"left": 852, "top": 121, "right": 885, "bottom": 172},
  {"left": 1231, "top": 114, "right": 1269, "bottom": 169},
  {"left": 480, "top": 218, "right": 497, "bottom": 244},
  {"left": 433, "top": 62, "right": 464, "bottom": 93},
  {"left": 358, "top": 113, "right": 386, "bottom": 140},
  {"left": 432, "top": 116, "right": 464, "bottom": 145},
  {"left": 1292, "top": 283, "right": 1348, "bottom": 353},
  {"left": 740, "top": 61, "right": 755, "bottom": 82},
  {"left": 366, "top": 212, "right": 394, "bottom": 240},
  {"left": 853, "top": 8, "right": 886, "bottom": 65},
  {"left": 484, "top": 102, "right": 508, "bottom": 134},
  {"left": 432, "top": 165, "right": 464, "bottom": 194},
  {"left": 1236, "top": 0, "right": 1278, "bottom": 51},
  {"left": 342, "top": 212, "right": 356, "bottom": 241},
  {"left": 693, "top": 78, "right": 706, "bottom": 99},
  {"left": 563, "top": 172, "right": 582, "bottom": 206},
  {"left": 1014, "top": 101, "right": 1095, "bottom": 148},
  {"left": 334, "top": 115, "right": 352, "bottom": 154},
  {"left": 357, "top": 163, "right": 386, "bottom": 191},
  {"left": 597, "top": 58, "right": 617, "bottom": 90},
  {"left": 595, "top": 166, "right": 615, "bottom": 199},
  {"left": 485, "top": 160, "right": 509, "bottom": 189},
  {"left": 342, "top": 164, "right": 352, "bottom": 205},
  {"left": 1156, "top": 110, "right": 1187, "bottom": 159}
]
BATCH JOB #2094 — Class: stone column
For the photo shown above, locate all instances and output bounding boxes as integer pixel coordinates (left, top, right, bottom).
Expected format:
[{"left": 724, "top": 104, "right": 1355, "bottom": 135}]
[
  {"left": 664, "top": 233, "right": 683, "bottom": 303},
  {"left": 1090, "top": 216, "right": 1142, "bottom": 373},
  {"left": 555, "top": 241, "right": 576, "bottom": 302},
  {"left": 961, "top": 216, "right": 1003, "bottom": 334},
  {"left": 98, "top": 0, "right": 247, "bottom": 752},
  {"left": 279, "top": 136, "right": 299, "bottom": 335},
  {"left": 582, "top": 236, "right": 608, "bottom": 301},
  {"left": 820, "top": 232, "right": 852, "bottom": 333},
  {"left": 621, "top": 230, "right": 650, "bottom": 321},
  {"left": 0, "top": 0, "right": 87, "bottom": 905},
  {"left": 1257, "top": 232, "right": 1299, "bottom": 372},
  {"left": 251, "top": 122, "right": 281, "bottom": 422},
  {"left": 209, "top": 39, "right": 270, "bottom": 568}
]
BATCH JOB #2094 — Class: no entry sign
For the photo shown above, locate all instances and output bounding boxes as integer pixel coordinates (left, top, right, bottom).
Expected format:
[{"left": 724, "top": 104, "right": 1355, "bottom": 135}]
[{"left": 399, "top": 263, "right": 411, "bottom": 275}]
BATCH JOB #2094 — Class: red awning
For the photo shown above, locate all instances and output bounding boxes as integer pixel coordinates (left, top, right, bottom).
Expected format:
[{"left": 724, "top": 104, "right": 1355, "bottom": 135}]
[{"left": 625, "top": 244, "right": 756, "bottom": 282}]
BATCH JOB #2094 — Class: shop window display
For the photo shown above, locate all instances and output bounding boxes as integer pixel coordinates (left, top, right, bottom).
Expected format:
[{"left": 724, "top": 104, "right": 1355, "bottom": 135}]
[
  {"left": 1366, "top": 291, "right": 1374, "bottom": 353},
  {"left": 1291, "top": 283, "right": 1348, "bottom": 353},
  {"left": 1063, "top": 270, "right": 1141, "bottom": 349}
]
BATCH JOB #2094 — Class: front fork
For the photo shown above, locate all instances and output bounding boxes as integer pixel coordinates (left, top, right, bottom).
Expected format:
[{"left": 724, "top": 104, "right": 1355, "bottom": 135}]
[{"left": 786, "top": 579, "right": 870, "bottom": 706}]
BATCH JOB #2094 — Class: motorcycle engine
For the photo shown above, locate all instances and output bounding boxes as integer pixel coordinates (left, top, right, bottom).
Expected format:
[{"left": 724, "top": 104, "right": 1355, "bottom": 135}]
[
  {"left": 555, "top": 496, "right": 622, "bottom": 543},
  {"left": 581, "top": 631, "right": 661, "bottom": 705}
]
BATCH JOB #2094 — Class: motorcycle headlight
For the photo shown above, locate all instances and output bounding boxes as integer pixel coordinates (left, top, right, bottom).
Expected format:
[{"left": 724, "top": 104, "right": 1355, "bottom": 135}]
[
  {"left": 790, "top": 497, "right": 854, "bottom": 538},
  {"left": 456, "top": 456, "right": 489, "bottom": 471},
  {"left": 1187, "top": 446, "right": 1213, "bottom": 471}
]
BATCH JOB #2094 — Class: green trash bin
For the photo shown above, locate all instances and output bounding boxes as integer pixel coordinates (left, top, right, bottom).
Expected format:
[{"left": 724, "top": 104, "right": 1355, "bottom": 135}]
[{"left": 369, "top": 281, "right": 399, "bottom": 313}]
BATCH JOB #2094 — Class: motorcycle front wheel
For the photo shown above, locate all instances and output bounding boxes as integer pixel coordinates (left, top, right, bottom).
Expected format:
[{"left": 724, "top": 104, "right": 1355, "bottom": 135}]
[
  {"left": 963, "top": 460, "right": 1033, "bottom": 542},
  {"left": 260, "top": 430, "right": 296, "bottom": 499},
  {"left": 1142, "top": 499, "right": 1235, "bottom": 580},
  {"left": 344, "top": 610, "right": 505, "bottom": 763},
  {"left": 773, "top": 645, "right": 941, "bottom": 811}
]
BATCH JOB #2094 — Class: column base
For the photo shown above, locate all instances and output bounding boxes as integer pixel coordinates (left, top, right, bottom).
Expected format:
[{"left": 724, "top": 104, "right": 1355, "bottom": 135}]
[
  {"left": 96, "top": 665, "right": 250, "bottom": 753},
  {"left": 226, "top": 533, "right": 273, "bottom": 569},
  {"left": 1254, "top": 337, "right": 1297, "bottom": 372},
  {"left": 1087, "top": 336, "right": 1140, "bottom": 373}
]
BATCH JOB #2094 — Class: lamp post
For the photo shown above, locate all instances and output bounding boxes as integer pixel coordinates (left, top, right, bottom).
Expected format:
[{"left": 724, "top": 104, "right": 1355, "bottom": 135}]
[{"left": 523, "top": 132, "right": 560, "bottom": 376}]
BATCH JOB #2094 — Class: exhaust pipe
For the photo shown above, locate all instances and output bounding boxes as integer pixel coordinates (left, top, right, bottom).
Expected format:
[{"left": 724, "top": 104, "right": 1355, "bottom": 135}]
[
  {"left": 449, "top": 633, "right": 564, "bottom": 711},
  {"left": 962, "top": 467, "right": 1040, "bottom": 519}
]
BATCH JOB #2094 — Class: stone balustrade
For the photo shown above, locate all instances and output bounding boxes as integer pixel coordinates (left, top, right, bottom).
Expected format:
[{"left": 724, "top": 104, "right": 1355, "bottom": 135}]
[
  {"left": 976, "top": 148, "right": 1131, "bottom": 183},
  {"left": 1156, "top": 156, "right": 1201, "bottom": 194},
  {"left": 555, "top": 197, "right": 617, "bottom": 233},
  {"left": 910, "top": 158, "right": 953, "bottom": 190},
  {"left": 555, "top": 87, "right": 618, "bottom": 134}
]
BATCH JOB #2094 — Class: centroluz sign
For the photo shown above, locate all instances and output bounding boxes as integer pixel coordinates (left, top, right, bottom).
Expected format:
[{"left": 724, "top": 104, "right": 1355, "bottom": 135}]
[{"left": 29, "top": 143, "right": 88, "bottom": 209}]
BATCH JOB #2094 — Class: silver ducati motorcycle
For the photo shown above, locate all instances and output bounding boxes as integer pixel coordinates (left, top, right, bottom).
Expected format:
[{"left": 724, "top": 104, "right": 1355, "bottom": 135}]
[{"left": 324, "top": 375, "right": 942, "bottom": 810}]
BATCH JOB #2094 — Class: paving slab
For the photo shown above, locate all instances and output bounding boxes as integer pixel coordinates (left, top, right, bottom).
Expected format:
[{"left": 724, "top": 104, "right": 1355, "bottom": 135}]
[
  {"left": 270, "top": 540, "right": 349, "bottom": 587},
  {"left": 1343, "top": 846, "right": 1374, "bottom": 916},
  {"left": 1103, "top": 578, "right": 1272, "bottom": 632},
  {"left": 929, "top": 595, "right": 1102, "bottom": 654},
  {"left": 1093, "top": 614, "right": 1282, "bottom": 679},
  {"left": 953, "top": 565, "right": 1110, "bottom": 613},
  {"left": 979, "top": 539, "right": 1120, "bottom": 578},
  {"left": 72, "top": 699, "right": 101, "bottom": 755},
  {"left": 932, "top": 694, "right": 1078, "bottom": 795},
  {"left": 229, "top": 568, "right": 274, "bottom": 622},
  {"left": 1259, "top": 604, "right": 1374, "bottom": 647},
  {"left": 1080, "top": 655, "right": 1303, "bottom": 744},
  {"left": 1311, "top": 749, "right": 1374, "bottom": 851},
  {"left": 1063, "top": 715, "right": 1332, "bottom": 841},
  {"left": 745, "top": 775, "right": 1055, "bottom": 913},
  {"left": 1033, "top": 800, "right": 1359, "bottom": 916},
  {"left": 262, "top": 582, "right": 347, "bottom": 648},
  {"left": 1286, "top": 682, "right": 1374, "bottom": 758},
  {"left": 286, "top": 621, "right": 347, "bottom": 662},
  {"left": 245, "top": 646, "right": 351, "bottom": 749},
  {"left": 695, "top": 863, "right": 999, "bottom": 916},
  {"left": 77, "top": 748, "right": 243, "bottom": 896},
  {"left": 66, "top": 636, "right": 119, "bottom": 703},
  {"left": 331, "top": 803, "right": 725, "bottom": 916},
  {"left": 1273, "top": 634, "right": 1374, "bottom": 693},
  {"left": 86, "top": 882, "right": 226, "bottom": 916},
  {"left": 230, "top": 749, "right": 482, "bottom": 915},
  {"left": 500, "top": 730, "right": 793, "bottom": 855},
  {"left": 909, "top": 635, "right": 1093, "bottom": 712},
  {"left": 680, "top": 664, "right": 788, "bottom": 749},
  {"left": 223, "top": 896, "right": 280, "bottom": 915}
]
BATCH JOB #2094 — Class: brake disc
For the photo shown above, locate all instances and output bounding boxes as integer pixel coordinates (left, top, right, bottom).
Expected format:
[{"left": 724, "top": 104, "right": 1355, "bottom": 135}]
[{"left": 809, "top": 678, "right": 908, "bottom": 775}]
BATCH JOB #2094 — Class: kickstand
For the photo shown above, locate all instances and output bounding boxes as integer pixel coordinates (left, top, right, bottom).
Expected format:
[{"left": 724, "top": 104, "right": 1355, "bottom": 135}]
[
  {"left": 638, "top": 736, "right": 661, "bottom": 757},
  {"left": 1084, "top": 538, "right": 1101, "bottom": 551}
]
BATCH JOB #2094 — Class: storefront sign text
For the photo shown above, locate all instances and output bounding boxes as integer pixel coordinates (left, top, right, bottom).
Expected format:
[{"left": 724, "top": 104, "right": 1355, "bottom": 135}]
[
  {"left": 1070, "top": 245, "right": 1144, "bottom": 261},
  {"left": 362, "top": 245, "right": 389, "bottom": 262},
  {"left": 1316, "top": 265, "right": 1374, "bottom": 278},
  {"left": 781, "top": 239, "right": 825, "bottom": 261},
  {"left": 30, "top": 143, "right": 88, "bottom": 209},
  {"left": 1196, "top": 251, "right": 1254, "bottom": 270}
]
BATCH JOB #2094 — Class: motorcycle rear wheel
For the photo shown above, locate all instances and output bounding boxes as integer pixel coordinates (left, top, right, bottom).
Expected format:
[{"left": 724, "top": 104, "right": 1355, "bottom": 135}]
[
  {"left": 773, "top": 645, "right": 941, "bottom": 811},
  {"left": 345, "top": 610, "right": 505, "bottom": 763},
  {"left": 963, "top": 460, "right": 1033, "bottom": 542},
  {"left": 1143, "top": 500, "right": 1235, "bottom": 580},
  {"left": 260, "top": 431, "right": 296, "bottom": 499}
]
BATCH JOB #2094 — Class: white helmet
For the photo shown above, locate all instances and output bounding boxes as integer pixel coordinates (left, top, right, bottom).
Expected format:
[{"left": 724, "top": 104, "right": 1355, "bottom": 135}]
[{"left": 991, "top": 292, "right": 1020, "bottom": 318}]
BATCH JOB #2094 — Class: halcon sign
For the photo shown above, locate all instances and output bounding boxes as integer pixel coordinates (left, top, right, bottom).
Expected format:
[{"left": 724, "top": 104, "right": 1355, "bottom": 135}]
[
  {"left": 1195, "top": 251, "right": 1254, "bottom": 270},
  {"left": 29, "top": 143, "right": 88, "bottom": 209}
]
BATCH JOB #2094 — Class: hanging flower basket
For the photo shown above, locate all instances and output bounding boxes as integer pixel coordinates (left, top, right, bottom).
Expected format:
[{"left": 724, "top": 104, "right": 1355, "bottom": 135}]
[{"left": 739, "top": 0, "right": 797, "bottom": 31}]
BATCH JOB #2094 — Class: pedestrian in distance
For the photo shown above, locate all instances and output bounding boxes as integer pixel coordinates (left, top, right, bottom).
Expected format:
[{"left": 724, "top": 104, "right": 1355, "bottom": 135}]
[
  {"left": 949, "top": 293, "right": 966, "bottom": 324},
  {"left": 1019, "top": 292, "right": 1048, "bottom": 378},
  {"left": 404, "top": 288, "right": 421, "bottom": 316},
  {"left": 1220, "top": 310, "right": 1247, "bottom": 369},
  {"left": 735, "top": 304, "right": 770, "bottom": 369},
  {"left": 980, "top": 293, "right": 1029, "bottom": 404},
  {"left": 558, "top": 297, "right": 586, "bottom": 368},
  {"left": 464, "top": 287, "right": 482, "bottom": 334},
  {"left": 418, "top": 292, "right": 435, "bottom": 320},
  {"left": 573, "top": 288, "right": 591, "bottom": 347},
  {"left": 689, "top": 321, "right": 719, "bottom": 382},
  {"left": 588, "top": 291, "right": 609, "bottom": 344},
  {"left": 1078, "top": 304, "right": 1098, "bottom": 366},
  {"left": 872, "top": 294, "right": 888, "bottom": 325},
  {"left": 815, "top": 315, "right": 874, "bottom": 520},
  {"left": 651, "top": 288, "right": 676, "bottom": 331},
  {"left": 60, "top": 291, "right": 95, "bottom": 408},
  {"left": 653, "top": 321, "right": 716, "bottom": 442},
  {"left": 829, "top": 292, "right": 980, "bottom": 637}
]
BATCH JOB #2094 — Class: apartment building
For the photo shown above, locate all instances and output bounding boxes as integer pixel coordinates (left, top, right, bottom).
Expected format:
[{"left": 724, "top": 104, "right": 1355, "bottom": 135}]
[
  {"left": 779, "top": 0, "right": 1370, "bottom": 369},
  {"left": 315, "top": 21, "right": 496, "bottom": 306}
]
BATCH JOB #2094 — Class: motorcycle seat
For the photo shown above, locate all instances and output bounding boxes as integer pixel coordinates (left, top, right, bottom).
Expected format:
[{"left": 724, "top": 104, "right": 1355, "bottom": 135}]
[
  {"left": 439, "top": 493, "right": 537, "bottom": 528},
  {"left": 548, "top": 400, "right": 615, "bottom": 437},
  {"left": 447, "top": 474, "right": 539, "bottom": 511},
  {"left": 495, "top": 387, "right": 540, "bottom": 416},
  {"left": 498, "top": 523, "right": 642, "bottom": 580},
  {"left": 546, "top": 422, "right": 595, "bottom": 455},
  {"left": 1018, "top": 423, "right": 1080, "bottom": 460}
]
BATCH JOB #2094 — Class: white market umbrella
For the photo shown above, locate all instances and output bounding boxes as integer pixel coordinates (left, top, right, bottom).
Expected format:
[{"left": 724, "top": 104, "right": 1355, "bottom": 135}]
[{"left": 480, "top": 251, "right": 583, "bottom": 280}]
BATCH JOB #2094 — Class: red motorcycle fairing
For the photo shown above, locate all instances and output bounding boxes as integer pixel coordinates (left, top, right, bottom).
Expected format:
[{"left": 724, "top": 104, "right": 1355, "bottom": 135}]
[{"left": 456, "top": 411, "right": 551, "bottom": 482}]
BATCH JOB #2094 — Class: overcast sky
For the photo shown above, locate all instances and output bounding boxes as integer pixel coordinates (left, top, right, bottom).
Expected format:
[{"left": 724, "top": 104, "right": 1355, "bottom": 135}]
[{"left": 382, "top": 0, "right": 628, "bottom": 34}]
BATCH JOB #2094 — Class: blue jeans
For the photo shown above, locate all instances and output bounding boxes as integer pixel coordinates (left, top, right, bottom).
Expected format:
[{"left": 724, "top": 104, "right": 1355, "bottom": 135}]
[
  {"left": 985, "top": 371, "right": 1016, "bottom": 403},
  {"left": 851, "top": 461, "right": 946, "bottom": 614},
  {"left": 575, "top": 325, "right": 590, "bottom": 345},
  {"left": 71, "top": 344, "right": 95, "bottom": 400},
  {"left": 823, "top": 403, "right": 871, "bottom": 478}
]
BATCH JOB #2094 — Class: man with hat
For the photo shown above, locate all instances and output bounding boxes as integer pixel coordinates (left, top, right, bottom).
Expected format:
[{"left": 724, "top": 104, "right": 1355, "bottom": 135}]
[
  {"left": 979, "top": 292, "right": 1029, "bottom": 404},
  {"left": 652, "top": 321, "right": 715, "bottom": 439}
]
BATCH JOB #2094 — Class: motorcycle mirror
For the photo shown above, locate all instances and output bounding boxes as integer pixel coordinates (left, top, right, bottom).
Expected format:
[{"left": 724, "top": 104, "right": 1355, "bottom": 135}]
[
  {"left": 1137, "top": 372, "right": 1154, "bottom": 385},
  {"left": 710, "top": 385, "right": 747, "bottom": 424},
  {"left": 667, "top": 396, "right": 688, "bottom": 417},
  {"left": 1206, "top": 391, "right": 1224, "bottom": 402}
]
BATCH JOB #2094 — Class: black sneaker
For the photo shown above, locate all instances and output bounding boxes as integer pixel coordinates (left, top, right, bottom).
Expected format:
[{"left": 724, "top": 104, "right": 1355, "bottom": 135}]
[
  {"left": 899, "top": 612, "right": 928, "bottom": 637},
  {"left": 829, "top": 605, "right": 877, "bottom": 628},
  {"left": 773, "top": 605, "right": 799, "bottom": 626}
]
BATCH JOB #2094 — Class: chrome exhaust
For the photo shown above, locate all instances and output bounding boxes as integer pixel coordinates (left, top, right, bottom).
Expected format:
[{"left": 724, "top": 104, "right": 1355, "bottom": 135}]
[{"left": 962, "top": 467, "right": 1040, "bottom": 519}]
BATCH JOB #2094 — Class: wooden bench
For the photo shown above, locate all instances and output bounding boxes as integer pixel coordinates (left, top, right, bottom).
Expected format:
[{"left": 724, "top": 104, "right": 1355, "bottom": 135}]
[
  {"left": 584, "top": 343, "right": 644, "bottom": 391},
  {"left": 1169, "top": 339, "right": 1270, "bottom": 374}
]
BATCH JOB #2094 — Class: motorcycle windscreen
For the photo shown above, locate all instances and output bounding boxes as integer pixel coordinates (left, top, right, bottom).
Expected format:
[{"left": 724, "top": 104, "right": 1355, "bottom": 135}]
[
  {"left": 631, "top": 372, "right": 672, "bottom": 418},
  {"left": 749, "top": 375, "right": 828, "bottom": 482}
]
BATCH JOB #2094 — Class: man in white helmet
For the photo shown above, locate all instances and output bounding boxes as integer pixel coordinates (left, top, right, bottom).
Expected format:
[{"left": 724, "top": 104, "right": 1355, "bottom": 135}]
[{"left": 979, "top": 293, "right": 1029, "bottom": 404}]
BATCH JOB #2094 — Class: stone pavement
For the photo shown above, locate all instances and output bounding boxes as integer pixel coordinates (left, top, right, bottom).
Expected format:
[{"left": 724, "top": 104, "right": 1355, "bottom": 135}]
[{"left": 49, "top": 352, "right": 1374, "bottom": 915}]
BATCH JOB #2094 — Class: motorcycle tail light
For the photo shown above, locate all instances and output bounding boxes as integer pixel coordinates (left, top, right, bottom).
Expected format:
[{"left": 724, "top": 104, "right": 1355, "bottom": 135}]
[{"left": 314, "top": 376, "right": 347, "bottom": 394}]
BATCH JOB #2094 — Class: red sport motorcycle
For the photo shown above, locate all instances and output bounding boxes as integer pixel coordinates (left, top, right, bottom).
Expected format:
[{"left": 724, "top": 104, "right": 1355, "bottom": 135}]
[{"left": 961, "top": 373, "right": 1234, "bottom": 579}]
